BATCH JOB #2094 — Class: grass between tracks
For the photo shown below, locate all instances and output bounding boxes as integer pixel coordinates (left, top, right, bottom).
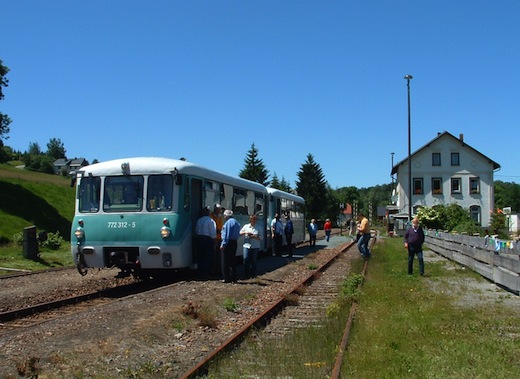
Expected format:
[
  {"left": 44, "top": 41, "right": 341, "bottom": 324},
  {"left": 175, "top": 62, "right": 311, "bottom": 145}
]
[{"left": 206, "top": 237, "right": 520, "bottom": 379}]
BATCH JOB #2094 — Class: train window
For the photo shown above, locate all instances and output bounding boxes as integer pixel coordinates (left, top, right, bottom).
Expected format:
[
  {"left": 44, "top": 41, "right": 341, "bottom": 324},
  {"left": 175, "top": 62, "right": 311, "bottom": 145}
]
[
  {"left": 233, "top": 188, "right": 248, "bottom": 215},
  {"left": 183, "top": 178, "right": 190, "bottom": 211},
  {"left": 204, "top": 181, "right": 219, "bottom": 209},
  {"left": 78, "top": 176, "right": 101, "bottom": 213},
  {"left": 103, "top": 176, "right": 144, "bottom": 212},
  {"left": 220, "top": 184, "right": 233, "bottom": 211},
  {"left": 147, "top": 175, "right": 173, "bottom": 212},
  {"left": 254, "top": 192, "right": 264, "bottom": 215}
]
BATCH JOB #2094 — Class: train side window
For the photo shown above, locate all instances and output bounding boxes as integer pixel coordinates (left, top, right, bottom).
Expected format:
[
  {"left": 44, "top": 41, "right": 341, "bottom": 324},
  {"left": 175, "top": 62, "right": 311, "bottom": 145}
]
[
  {"left": 78, "top": 176, "right": 101, "bottom": 213},
  {"left": 147, "top": 175, "right": 173, "bottom": 211},
  {"left": 254, "top": 192, "right": 264, "bottom": 215},
  {"left": 233, "top": 188, "right": 248, "bottom": 215},
  {"left": 220, "top": 184, "right": 233, "bottom": 211},
  {"left": 204, "top": 181, "right": 220, "bottom": 208}
]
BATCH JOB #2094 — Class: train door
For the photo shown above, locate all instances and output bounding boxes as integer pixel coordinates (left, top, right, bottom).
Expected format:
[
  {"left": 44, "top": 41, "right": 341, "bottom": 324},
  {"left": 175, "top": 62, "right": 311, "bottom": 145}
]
[{"left": 190, "top": 178, "right": 203, "bottom": 267}]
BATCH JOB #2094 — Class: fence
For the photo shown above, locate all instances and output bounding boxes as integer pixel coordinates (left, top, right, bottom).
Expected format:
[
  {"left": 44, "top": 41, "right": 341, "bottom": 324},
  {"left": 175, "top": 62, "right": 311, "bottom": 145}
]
[{"left": 425, "top": 230, "right": 520, "bottom": 294}]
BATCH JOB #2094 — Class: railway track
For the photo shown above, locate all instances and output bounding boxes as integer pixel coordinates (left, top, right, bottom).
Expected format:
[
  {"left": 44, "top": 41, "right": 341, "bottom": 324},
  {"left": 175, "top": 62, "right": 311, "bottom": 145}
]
[
  {"left": 0, "top": 279, "right": 173, "bottom": 331},
  {"left": 1, "top": 230, "right": 369, "bottom": 377},
  {"left": 181, "top": 234, "right": 374, "bottom": 378}
]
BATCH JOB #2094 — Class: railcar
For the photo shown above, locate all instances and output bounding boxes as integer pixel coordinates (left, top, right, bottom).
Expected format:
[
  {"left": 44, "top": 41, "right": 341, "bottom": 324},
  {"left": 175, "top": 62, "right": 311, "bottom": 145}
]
[
  {"left": 266, "top": 187, "right": 306, "bottom": 251},
  {"left": 71, "top": 157, "right": 271, "bottom": 278},
  {"left": 71, "top": 157, "right": 307, "bottom": 278}
]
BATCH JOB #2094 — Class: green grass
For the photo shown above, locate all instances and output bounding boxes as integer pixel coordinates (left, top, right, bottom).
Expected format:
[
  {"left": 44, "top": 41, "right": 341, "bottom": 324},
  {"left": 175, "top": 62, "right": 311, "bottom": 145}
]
[
  {"left": 344, "top": 237, "right": 520, "bottom": 378},
  {"left": 203, "top": 238, "right": 520, "bottom": 378},
  {"left": 0, "top": 163, "right": 75, "bottom": 272}
]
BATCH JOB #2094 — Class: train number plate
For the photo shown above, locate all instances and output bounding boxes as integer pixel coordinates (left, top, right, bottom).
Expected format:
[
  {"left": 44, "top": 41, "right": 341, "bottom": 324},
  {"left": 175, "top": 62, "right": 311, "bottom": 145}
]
[{"left": 107, "top": 221, "right": 137, "bottom": 228}]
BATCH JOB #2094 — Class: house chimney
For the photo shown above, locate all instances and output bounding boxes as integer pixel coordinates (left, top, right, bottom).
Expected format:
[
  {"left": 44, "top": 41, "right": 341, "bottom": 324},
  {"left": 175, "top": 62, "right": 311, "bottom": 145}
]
[{"left": 459, "top": 133, "right": 464, "bottom": 142}]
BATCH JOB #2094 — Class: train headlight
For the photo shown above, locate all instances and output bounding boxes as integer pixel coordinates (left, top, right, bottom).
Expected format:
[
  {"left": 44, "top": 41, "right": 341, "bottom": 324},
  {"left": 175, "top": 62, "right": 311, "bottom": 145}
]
[
  {"left": 74, "top": 227, "right": 84, "bottom": 240},
  {"left": 160, "top": 226, "right": 171, "bottom": 239}
]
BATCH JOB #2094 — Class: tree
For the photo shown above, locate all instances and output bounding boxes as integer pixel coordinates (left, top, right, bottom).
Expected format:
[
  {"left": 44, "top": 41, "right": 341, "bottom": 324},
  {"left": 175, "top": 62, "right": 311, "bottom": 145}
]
[
  {"left": 295, "top": 153, "right": 328, "bottom": 220},
  {"left": 494, "top": 181, "right": 520, "bottom": 213},
  {"left": 23, "top": 142, "right": 43, "bottom": 171},
  {"left": 270, "top": 172, "right": 292, "bottom": 192},
  {"left": 46, "top": 138, "right": 67, "bottom": 160},
  {"left": 239, "top": 143, "right": 270, "bottom": 186},
  {"left": 279, "top": 176, "right": 292, "bottom": 193},
  {"left": 0, "top": 59, "right": 12, "bottom": 142}
]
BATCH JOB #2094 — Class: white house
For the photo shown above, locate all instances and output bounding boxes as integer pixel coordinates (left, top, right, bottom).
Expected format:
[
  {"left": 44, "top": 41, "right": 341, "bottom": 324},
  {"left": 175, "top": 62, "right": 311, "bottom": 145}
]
[{"left": 391, "top": 131, "right": 500, "bottom": 227}]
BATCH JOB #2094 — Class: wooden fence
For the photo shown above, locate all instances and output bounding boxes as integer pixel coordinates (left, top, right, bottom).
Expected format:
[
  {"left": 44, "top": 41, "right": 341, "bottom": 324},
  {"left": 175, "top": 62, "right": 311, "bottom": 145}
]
[{"left": 424, "top": 230, "right": 520, "bottom": 294}]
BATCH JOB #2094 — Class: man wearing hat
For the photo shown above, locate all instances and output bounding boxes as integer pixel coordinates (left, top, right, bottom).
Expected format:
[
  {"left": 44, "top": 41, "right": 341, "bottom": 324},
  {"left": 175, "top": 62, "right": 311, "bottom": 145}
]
[{"left": 220, "top": 209, "right": 241, "bottom": 283}]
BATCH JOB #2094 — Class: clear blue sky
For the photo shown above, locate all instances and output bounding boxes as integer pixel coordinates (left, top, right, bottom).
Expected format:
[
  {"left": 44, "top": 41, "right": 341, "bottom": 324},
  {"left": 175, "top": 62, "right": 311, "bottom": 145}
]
[{"left": 2, "top": 1, "right": 519, "bottom": 189}]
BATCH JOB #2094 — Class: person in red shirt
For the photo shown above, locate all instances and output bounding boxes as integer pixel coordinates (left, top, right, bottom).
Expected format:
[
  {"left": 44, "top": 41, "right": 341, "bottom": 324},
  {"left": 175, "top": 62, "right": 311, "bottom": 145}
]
[{"left": 324, "top": 218, "right": 332, "bottom": 242}]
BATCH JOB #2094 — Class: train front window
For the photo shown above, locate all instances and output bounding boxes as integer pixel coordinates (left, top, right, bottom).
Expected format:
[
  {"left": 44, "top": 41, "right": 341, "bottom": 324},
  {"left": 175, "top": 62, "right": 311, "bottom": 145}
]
[
  {"left": 78, "top": 176, "right": 101, "bottom": 213},
  {"left": 147, "top": 175, "right": 173, "bottom": 211},
  {"left": 104, "top": 176, "right": 144, "bottom": 212}
]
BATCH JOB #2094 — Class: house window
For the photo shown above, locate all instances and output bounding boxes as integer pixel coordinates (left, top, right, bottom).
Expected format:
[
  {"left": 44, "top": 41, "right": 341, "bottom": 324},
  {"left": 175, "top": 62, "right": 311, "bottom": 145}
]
[
  {"left": 451, "top": 152, "right": 460, "bottom": 166},
  {"left": 469, "top": 177, "right": 480, "bottom": 194},
  {"left": 413, "top": 178, "right": 424, "bottom": 195},
  {"left": 432, "top": 177, "right": 443, "bottom": 194},
  {"left": 432, "top": 153, "right": 441, "bottom": 166},
  {"left": 470, "top": 205, "right": 481, "bottom": 225},
  {"left": 451, "top": 177, "right": 462, "bottom": 194}
]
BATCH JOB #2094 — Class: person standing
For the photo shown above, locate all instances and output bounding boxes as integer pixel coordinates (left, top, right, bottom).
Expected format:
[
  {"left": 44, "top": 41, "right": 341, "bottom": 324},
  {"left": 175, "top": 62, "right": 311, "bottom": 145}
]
[
  {"left": 271, "top": 213, "right": 284, "bottom": 256},
  {"left": 284, "top": 214, "right": 294, "bottom": 257},
  {"left": 356, "top": 212, "right": 371, "bottom": 259},
  {"left": 194, "top": 206, "right": 216, "bottom": 278},
  {"left": 210, "top": 204, "right": 224, "bottom": 275},
  {"left": 308, "top": 219, "right": 318, "bottom": 247},
  {"left": 324, "top": 218, "right": 332, "bottom": 242},
  {"left": 220, "top": 209, "right": 241, "bottom": 283},
  {"left": 404, "top": 217, "right": 425, "bottom": 276},
  {"left": 240, "top": 215, "right": 261, "bottom": 278}
]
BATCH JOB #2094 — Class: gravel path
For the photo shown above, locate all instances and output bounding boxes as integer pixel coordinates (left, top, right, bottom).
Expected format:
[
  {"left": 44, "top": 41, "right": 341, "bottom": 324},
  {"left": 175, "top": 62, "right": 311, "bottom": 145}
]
[{"left": 0, "top": 236, "right": 350, "bottom": 378}]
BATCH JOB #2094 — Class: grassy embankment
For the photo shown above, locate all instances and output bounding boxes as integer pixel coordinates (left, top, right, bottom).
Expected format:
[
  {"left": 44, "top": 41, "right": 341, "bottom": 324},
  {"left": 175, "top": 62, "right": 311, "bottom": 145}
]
[
  {"left": 209, "top": 237, "right": 520, "bottom": 378},
  {"left": 0, "top": 162, "right": 75, "bottom": 273}
]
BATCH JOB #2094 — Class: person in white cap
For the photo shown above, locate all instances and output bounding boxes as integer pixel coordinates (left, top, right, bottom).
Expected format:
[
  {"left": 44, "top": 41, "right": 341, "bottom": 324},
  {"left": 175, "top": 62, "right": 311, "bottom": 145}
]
[{"left": 220, "top": 209, "right": 241, "bottom": 283}]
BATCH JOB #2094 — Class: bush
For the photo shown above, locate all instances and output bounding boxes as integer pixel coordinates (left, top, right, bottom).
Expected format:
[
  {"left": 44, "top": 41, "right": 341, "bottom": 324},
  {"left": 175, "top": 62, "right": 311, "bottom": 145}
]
[
  {"left": 417, "top": 204, "right": 480, "bottom": 235},
  {"left": 40, "top": 231, "right": 63, "bottom": 250},
  {"left": 12, "top": 232, "right": 23, "bottom": 245}
]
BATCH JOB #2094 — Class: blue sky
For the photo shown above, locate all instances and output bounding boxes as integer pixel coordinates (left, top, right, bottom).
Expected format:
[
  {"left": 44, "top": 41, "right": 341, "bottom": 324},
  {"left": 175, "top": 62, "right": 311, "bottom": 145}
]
[{"left": 2, "top": 1, "right": 519, "bottom": 189}]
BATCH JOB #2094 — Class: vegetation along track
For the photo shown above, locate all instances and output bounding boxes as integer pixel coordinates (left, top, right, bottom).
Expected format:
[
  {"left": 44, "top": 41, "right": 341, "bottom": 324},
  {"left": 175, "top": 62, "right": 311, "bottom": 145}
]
[{"left": 181, "top": 236, "right": 375, "bottom": 379}]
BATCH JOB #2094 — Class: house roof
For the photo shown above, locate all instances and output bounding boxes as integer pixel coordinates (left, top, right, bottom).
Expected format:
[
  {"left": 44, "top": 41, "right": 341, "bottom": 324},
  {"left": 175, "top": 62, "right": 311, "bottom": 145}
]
[
  {"left": 53, "top": 158, "right": 69, "bottom": 165},
  {"left": 391, "top": 131, "right": 500, "bottom": 175}
]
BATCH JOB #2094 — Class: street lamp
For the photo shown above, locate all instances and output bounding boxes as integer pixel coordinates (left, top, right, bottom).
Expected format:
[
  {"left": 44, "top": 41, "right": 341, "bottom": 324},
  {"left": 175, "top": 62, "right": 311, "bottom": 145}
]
[{"left": 404, "top": 74, "right": 413, "bottom": 223}]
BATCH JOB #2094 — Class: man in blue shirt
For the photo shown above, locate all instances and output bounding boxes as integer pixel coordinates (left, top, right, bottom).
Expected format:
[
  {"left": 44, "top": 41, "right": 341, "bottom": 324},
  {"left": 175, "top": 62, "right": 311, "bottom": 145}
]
[{"left": 220, "top": 209, "right": 241, "bottom": 283}]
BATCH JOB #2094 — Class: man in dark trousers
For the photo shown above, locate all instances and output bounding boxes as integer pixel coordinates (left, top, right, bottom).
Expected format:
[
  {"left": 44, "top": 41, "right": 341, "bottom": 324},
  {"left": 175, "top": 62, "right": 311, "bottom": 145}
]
[
  {"left": 404, "top": 217, "right": 426, "bottom": 276},
  {"left": 284, "top": 215, "right": 294, "bottom": 257}
]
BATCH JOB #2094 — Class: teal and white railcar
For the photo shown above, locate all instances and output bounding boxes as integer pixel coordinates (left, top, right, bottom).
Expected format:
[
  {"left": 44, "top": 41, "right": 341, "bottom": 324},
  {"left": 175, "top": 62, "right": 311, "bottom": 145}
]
[
  {"left": 266, "top": 187, "right": 306, "bottom": 250},
  {"left": 71, "top": 157, "right": 269, "bottom": 278}
]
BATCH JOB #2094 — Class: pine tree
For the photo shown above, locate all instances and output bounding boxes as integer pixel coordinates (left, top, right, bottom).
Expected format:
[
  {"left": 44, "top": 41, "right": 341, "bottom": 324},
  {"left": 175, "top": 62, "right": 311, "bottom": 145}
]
[
  {"left": 239, "top": 143, "right": 270, "bottom": 186},
  {"left": 296, "top": 153, "right": 328, "bottom": 220},
  {"left": 270, "top": 172, "right": 281, "bottom": 189},
  {"left": 279, "top": 176, "right": 292, "bottom": 193}
]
